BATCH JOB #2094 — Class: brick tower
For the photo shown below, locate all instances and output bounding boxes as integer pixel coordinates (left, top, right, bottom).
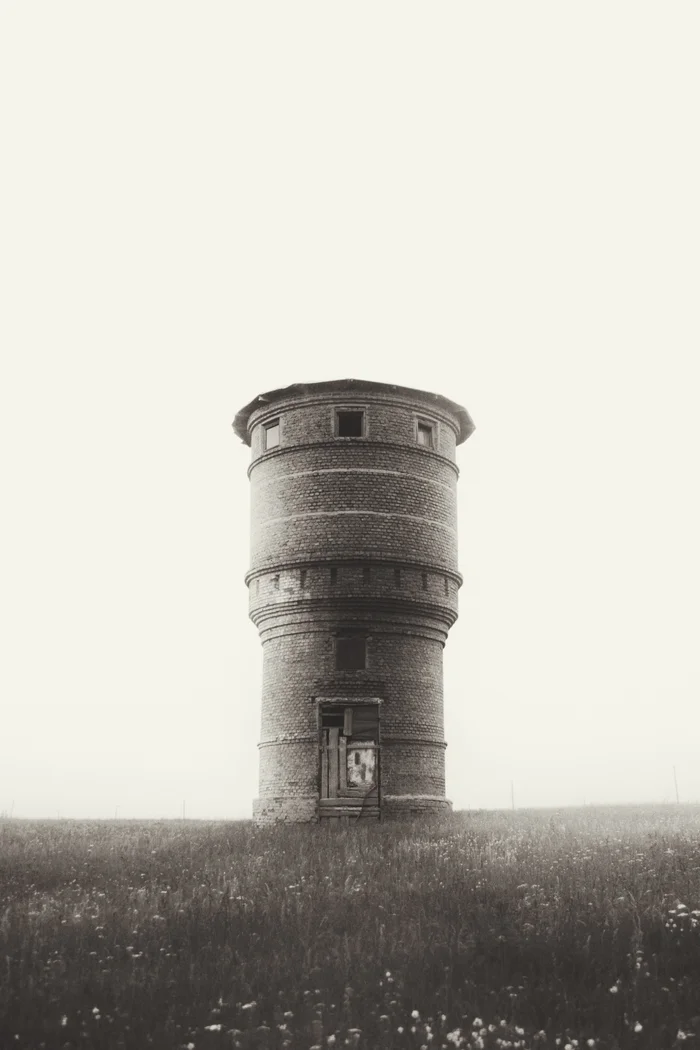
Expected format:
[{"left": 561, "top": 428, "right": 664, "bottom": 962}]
[{"left": 232, "top": 379, "right": 474, "bottom": 823}]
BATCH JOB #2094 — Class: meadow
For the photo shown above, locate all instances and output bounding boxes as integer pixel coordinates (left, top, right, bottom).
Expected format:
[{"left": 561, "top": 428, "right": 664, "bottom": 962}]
[{"left": 1, "top": 805, "right": 699, "bottom": 1050}]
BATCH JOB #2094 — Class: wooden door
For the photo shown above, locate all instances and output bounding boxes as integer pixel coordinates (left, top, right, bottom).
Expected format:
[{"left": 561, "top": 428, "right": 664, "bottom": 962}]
[{"left": 319, "top": 706, "right": 380, "bottom": 822}]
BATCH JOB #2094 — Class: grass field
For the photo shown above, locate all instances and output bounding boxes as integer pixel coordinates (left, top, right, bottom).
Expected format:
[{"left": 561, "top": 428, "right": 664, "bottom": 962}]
[{"left": 1, "top": 805, "right": 699, "bottom": 1050}]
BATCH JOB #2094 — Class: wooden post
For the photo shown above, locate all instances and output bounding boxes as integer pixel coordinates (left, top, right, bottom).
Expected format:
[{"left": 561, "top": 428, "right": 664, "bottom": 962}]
[
  {"left": 321, "top": 730, "right": 329, "bottom": 799},
  {"left": 329, "top": 728, "right": 339, "bottom": 798},
  {"left": 339, "top": 735, "right": 347, "bottom": 793}
]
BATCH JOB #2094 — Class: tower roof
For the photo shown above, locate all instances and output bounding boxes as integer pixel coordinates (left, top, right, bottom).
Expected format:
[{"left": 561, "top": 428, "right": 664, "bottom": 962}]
[{"left": 232, "top": 378, "right": 475, "bottom": 446}]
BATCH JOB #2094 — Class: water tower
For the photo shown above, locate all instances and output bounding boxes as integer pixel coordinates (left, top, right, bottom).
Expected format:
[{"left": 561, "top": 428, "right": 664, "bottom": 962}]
[{"left": 232, "top": 379, "right": 474, "bottom": 823}]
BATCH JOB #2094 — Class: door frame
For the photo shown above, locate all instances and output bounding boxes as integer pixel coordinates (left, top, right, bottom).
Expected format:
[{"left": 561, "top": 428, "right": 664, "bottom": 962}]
[{"left": 314, "top": 696, "right": 383, "bottom": 820}]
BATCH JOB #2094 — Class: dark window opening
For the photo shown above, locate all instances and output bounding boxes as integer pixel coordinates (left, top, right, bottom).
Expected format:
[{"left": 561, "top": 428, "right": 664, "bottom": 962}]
[
  {"left": 363, "top": 566, "right": 370, "bottom": 585},
  {"left": 264, "top": 420, "right": 280, "bottom": 450},
  {"left": 320, "top": 707, "right": 346, "bottom": 729},
  {"left": 300, "top": 569, "right": 307, "bottom": 589},
  {"left": 336, "top": 635, "right": 367, "bottom": 671},
  {"left": 417, "top": 421, "right": 434, "bottom": 448},
  {"left": 422, "top": 572, "right": 428, "bottom": 590},
  {"left": 330, "top": 566, "right": 338, "bottom": 585},
  {"left": 320, "top": 704, "right": 378, "bottom": 740},
  {"left": 273, "top": 575, "right": 280, "bottom": 591},
  {"left": 337, "top": 410, "right": 364, "bottom": 437},
  {"left": 394, "top": 567, "right": 402, "bottom": 587},
  {"left": 444, "top": 576, "right": 449, "bottom": 596}
]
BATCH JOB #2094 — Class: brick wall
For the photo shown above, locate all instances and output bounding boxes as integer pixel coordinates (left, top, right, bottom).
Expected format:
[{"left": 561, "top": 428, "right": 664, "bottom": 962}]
[{"left": 237, "top": 383, "right": 469, "bottom": 823}]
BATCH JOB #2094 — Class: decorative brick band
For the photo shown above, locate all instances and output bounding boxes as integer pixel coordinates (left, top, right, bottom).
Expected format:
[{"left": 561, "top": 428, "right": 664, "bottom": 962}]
[{"left": 248, "top": 439, "right": 461, "bottom": 480}]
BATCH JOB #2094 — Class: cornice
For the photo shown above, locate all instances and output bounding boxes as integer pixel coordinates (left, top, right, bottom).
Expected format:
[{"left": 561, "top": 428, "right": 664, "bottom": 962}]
[
  {"left": 248, "top": 595, "right": 458, "bottom": 632},
  {"left": 244, "top": 559, "right": 463, "bottom": 587}
]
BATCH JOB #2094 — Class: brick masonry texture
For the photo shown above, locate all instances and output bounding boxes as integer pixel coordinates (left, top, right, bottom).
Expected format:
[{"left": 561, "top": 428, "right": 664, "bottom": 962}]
[{"left": 234, "top": 381, "right": 473, "bottom": 824}]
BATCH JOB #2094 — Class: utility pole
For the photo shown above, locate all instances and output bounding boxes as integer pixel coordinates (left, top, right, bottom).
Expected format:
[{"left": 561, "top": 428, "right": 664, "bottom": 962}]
[
  {"left": 511, "top": 780, "right": 515, "bottom": 811},
  {"left": 673, "top": 766, "right": 680, "bottom": 804}
]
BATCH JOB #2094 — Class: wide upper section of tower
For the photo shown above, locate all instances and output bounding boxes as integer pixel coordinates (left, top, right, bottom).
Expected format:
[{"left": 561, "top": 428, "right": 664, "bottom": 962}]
[{"left": 232, "top": 378, "right": 475, "bottom": 447}]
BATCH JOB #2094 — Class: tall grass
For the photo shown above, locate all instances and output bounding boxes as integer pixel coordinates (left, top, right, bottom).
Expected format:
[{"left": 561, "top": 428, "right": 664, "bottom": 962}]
[{"left": 1, "top": 805, "right": 699, "bottom": 1049}]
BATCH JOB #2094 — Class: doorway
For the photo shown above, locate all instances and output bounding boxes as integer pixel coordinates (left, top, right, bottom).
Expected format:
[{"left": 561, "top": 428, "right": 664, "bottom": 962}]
[{"left": 318, "top": 702, "right": 380, "bottom": 822}]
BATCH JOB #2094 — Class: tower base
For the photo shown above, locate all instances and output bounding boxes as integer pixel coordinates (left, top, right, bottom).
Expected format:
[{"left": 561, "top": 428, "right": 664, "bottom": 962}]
[
  {"left": 252, "top": 794, "right": 452, "bottom": 825},
  {"left": 380, "top": 795, "right": 453, "bottom": 821},
  {"left": 252, "top": 796, "right": 318, "bottom": 824}
]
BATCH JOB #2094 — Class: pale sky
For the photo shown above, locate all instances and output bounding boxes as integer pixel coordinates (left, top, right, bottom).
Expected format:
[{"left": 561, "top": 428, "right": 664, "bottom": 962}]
[{"left": 1, "top": 3, "right": 699, "bottom": 819}]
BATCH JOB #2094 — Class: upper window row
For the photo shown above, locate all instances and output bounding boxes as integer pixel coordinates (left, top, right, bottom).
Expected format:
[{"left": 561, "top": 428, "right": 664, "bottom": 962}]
[{"left": 262, "top": 410, "right": 437, "bottom": 451}]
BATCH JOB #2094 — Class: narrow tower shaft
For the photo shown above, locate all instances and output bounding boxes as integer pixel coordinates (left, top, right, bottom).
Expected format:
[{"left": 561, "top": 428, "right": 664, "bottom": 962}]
[{"left": 233, "top": 379, "right": 474, "bottom": 824}]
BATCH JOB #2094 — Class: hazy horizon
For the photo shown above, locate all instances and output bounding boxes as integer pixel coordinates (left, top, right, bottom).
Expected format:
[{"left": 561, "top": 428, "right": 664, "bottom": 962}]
[{"left": 2, "top": 3, "right": 699, "bottom": 819}]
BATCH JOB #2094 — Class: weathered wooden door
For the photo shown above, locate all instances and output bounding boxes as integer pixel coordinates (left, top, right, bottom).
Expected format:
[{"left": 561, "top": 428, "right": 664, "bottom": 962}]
[{"left": 319, "top": 705, "right": 380, "bottom": 822}]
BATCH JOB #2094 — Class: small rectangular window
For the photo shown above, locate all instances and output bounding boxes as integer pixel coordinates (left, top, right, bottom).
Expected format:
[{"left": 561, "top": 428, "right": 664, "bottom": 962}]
[
  {"left": 336, "top": 410, "right": 364, "bottom": 437},
  {"left": 417, "top": 421, "right": 434, "bottom": 448},
  {"left": 444, "top": 576, "right": 449, "bottom": 596},
  {"left": 264, "top": 420, "right": 280, "bottom": 450},
  {"left": 422, "top": 572, "right": 429, "bottom": 590},
  {"left": 394, "top": 567, "right": 402, "bottom": 587},
  {"left": 300, "top": 569, "right": 308, "bottom": 590},
  {"left": 330, "top": 567, "right": 338, "bottom": 585},
  {"left": 336, "top": 636, "right": 367, "bottom": 671},
  {"left": 363, "top": 566, "right": 371, "bottom": 585}
]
